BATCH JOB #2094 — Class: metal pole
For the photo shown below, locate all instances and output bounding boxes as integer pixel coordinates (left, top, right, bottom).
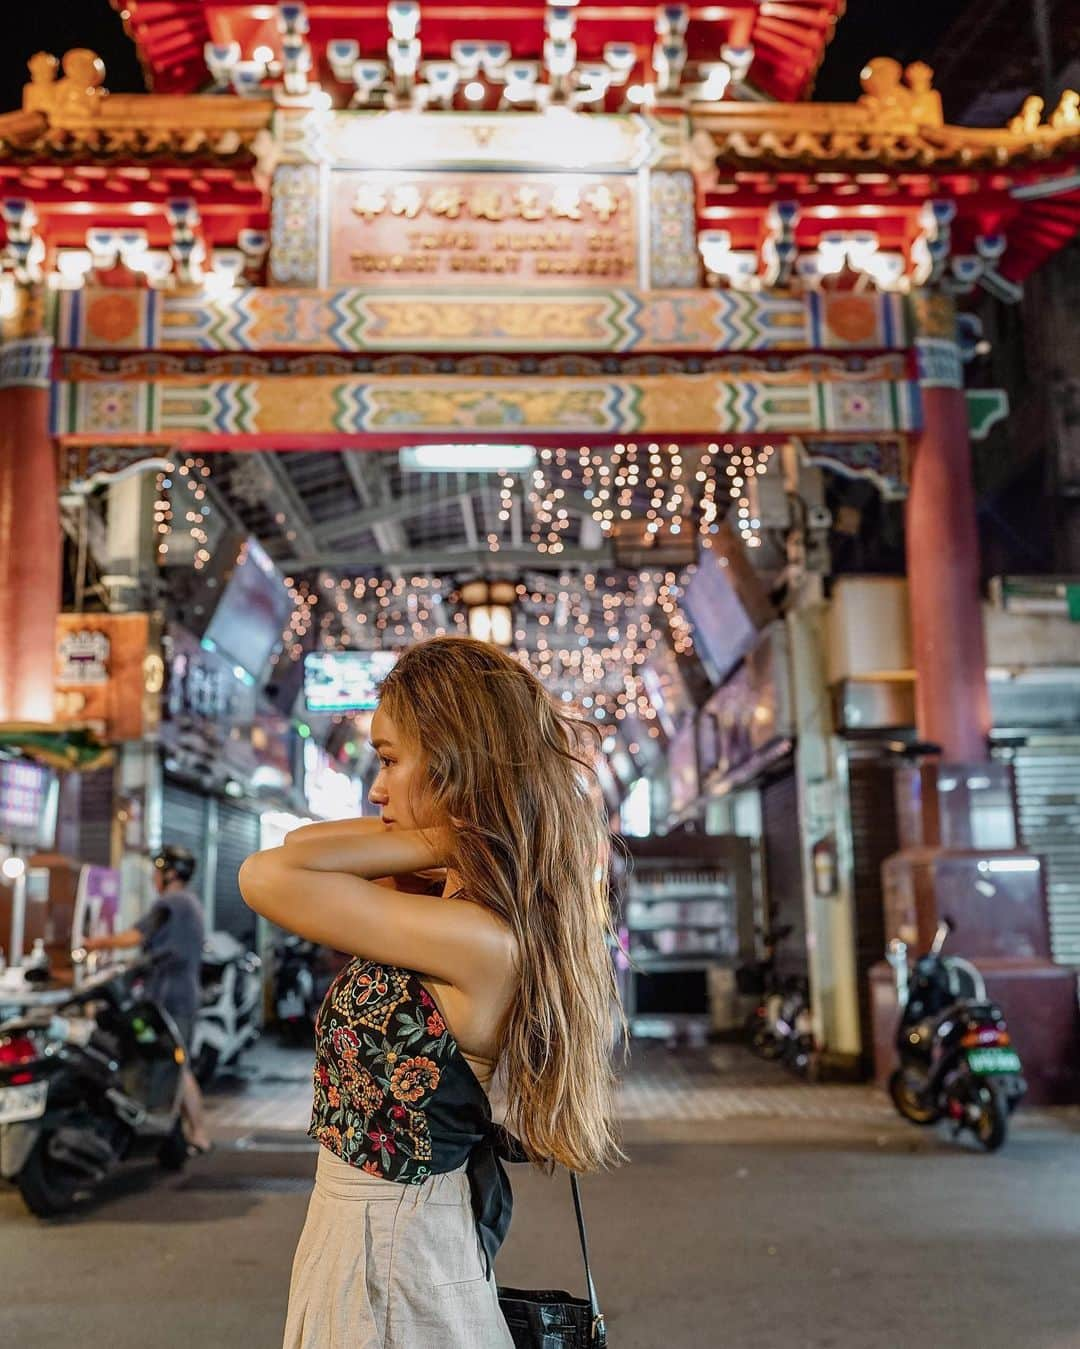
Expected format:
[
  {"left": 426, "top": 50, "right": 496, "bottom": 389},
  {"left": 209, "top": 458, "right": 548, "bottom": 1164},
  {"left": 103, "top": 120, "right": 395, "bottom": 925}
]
[
  {"left": 202, "top": 795, "right": 219, "bottom": 931},
  {"left": 10, "top": 869, "right": 26, "bottom": 966}
]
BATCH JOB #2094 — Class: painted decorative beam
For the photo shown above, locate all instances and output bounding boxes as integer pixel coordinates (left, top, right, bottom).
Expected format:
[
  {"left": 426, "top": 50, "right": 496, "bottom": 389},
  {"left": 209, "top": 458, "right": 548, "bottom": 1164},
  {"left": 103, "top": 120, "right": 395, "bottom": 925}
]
[
  {"left": 50, "top": 370, "right": 921, "bottom": 441},
  {"left": 55, "top": 285, "right": 910, "bottom": 356}
]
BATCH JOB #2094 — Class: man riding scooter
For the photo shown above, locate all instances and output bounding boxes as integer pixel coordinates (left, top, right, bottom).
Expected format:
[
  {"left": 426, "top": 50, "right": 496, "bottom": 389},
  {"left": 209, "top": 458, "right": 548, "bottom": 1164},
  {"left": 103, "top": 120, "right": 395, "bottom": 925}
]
[{"left": 81, "top": 845, "right": 213, "bottom": 1156}]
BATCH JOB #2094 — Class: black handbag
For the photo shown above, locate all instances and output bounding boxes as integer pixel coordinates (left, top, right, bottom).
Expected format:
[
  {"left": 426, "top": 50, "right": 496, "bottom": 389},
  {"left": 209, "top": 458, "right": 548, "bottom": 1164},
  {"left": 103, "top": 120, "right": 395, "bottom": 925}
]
[{"left": 498, "top": 1173, "right": 607, "bottom": 1347}]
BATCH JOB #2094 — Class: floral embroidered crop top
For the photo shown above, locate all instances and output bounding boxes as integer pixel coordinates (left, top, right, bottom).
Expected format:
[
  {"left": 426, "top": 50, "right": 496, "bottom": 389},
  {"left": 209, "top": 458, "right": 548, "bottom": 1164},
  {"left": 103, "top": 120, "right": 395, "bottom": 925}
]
[{"left": 310, "top": 956, "right": 522, "bottom": 1269}]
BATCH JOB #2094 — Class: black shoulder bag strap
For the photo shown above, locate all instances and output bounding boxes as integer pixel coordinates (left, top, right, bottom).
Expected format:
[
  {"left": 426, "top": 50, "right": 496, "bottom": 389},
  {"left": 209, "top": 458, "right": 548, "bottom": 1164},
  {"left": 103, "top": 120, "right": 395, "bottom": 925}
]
[{"left": 570, "top": 1174, "right": 607, "bottom": 1346}]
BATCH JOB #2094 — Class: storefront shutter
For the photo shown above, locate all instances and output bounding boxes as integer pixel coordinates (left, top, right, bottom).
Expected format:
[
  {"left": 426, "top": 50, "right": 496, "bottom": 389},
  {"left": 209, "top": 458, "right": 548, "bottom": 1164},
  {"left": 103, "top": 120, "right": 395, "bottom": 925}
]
[
  {"left": 77, "top": 764, "right": 115, "bottom": 866},
  {"left": 760, "top": 770, "right": 807, "bottom": 979},
  {"left": 846, "top": 755, "right": 900, "bottom": 1060},
  {"left": 1008, "top": 741, "right": 1080, "bottom": 966},
  {"left": 213, "top": 801, "right": 261, "bottom": 949},
  {"left": 161, "top": 780, "right": 210, "bottom": 886}
]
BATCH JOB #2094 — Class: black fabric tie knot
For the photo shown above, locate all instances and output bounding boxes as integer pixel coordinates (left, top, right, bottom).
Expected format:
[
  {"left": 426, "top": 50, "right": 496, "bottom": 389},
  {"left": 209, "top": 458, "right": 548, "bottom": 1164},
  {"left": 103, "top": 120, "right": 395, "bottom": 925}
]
[{"left": 466, "top": 1122, "right": 528, "bottom": 1277}]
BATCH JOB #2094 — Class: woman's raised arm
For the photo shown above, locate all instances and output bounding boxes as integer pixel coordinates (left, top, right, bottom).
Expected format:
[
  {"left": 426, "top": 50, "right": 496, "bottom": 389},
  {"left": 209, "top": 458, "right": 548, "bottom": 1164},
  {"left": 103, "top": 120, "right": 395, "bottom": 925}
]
[{"left": 238, "top": 828, "right": 509, "bottom": 989}]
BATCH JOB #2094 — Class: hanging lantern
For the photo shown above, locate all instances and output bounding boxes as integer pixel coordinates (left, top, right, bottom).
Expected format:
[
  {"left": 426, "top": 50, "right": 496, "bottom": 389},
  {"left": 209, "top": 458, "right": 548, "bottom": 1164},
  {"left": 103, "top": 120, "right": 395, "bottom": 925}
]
[{"left": 460, "top": 579, "right": 517, "bottom": 647}]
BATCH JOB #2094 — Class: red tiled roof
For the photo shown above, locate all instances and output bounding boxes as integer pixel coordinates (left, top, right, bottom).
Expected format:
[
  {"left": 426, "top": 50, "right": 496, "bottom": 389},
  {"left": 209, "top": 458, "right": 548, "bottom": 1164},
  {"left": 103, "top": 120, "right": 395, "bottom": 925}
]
[{"left": 114, "top": 0, "right": 845, "bottom": 102}]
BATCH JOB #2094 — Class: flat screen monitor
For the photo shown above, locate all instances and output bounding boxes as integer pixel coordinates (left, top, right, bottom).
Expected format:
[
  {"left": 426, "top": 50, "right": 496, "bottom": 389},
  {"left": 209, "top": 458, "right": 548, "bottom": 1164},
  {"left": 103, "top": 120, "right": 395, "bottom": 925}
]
[
  {"left": 640, "top": 639, "right": 693, "bottom": 739},
  {"left": 667, "top": 719, "right": 699, "bottom": 816},
  {"left": 682, "top": 544, "right": 760, "bottom": 687},
  {"left": 593, "top": 754, "right": 622, "bottom": 813},
  {"left": 304, "top": 650, "right": 398, "bottom": 713},
  {"left": 203, "top": 536, "right": 292, "bottom": 680},
  {"left": 608, "top": 748, "right": 637, "bottom": 789}
]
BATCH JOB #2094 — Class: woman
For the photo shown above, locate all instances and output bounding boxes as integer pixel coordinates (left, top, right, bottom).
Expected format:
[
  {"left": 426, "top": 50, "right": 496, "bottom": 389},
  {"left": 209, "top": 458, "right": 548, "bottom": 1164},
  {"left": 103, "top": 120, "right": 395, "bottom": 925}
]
[{"left": 239, "top": 636, "right": 623, "bottom": 1349}]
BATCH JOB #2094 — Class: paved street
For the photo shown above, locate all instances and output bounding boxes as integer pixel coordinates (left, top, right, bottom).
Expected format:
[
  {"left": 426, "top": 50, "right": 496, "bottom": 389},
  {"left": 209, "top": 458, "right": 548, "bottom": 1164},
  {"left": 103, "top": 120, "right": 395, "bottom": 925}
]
[{"left": 3, "top": 1041, "right": 1080, "bottom": 1349}]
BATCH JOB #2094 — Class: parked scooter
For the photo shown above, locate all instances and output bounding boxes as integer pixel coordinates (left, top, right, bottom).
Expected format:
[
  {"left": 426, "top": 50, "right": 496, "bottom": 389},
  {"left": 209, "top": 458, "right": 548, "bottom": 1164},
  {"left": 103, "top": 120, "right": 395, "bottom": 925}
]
[
  {"left": 190, "top": 931, "right": 262, "bottom": 1086},
  {"left": 737, "top": 925, "right": 790, "bottom": 1043},
  {"left": 0, "top": 953, "right": 188, "bottom": 1217},
  {"left": 750, "top": 974, "right": 815, "bottom": 1076},
  {"left": 740, "top": 927, "right": 814, "bottom": 1074},
  {"left": 272, "top": 935, "right": 329, "bottom": 1044},
  {"left": 888, "top": 918, "right": 1026, "bottom": 1151}
]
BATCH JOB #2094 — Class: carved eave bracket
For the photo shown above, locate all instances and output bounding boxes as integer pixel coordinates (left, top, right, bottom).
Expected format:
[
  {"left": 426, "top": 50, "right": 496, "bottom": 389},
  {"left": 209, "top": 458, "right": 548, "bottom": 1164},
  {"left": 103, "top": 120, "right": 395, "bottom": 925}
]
[
  {"left": 691, "top": 58, "right": 1080, "bottom": 173},
  {"left": 13, "top": 48, "right": 273, "bottom": 159}
]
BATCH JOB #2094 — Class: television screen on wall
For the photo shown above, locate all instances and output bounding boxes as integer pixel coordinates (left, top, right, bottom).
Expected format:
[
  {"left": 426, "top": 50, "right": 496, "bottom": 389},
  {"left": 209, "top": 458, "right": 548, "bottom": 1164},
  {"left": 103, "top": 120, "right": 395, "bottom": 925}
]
[
  {"left": 667, "top": 719, "right": 699, "bottom": 816},
  {"left": 640, "top": 638, "right": 693, "bottom": 739},
  {"left": 202, "top": 536, "right": 293, "bottom": 680},
  {"left": 682, "top": 543, "right": 760, "bottom": 687},
  {"left": 304, "top": 650, "right": 398, "bottom": 713}
]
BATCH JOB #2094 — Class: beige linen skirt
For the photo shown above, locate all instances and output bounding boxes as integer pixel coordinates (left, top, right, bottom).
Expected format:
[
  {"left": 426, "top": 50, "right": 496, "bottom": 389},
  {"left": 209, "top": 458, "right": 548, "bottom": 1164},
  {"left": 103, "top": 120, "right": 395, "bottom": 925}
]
[{"left": 283, "top": 1145, "right": 514, "bottom": 1349}]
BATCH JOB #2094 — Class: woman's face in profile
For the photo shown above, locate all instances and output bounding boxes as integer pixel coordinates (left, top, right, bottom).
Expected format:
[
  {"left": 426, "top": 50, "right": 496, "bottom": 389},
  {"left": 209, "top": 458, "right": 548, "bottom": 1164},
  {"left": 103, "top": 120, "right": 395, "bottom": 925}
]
[{"left": 368, "top": 704, "right": 436, "bottom": 830}]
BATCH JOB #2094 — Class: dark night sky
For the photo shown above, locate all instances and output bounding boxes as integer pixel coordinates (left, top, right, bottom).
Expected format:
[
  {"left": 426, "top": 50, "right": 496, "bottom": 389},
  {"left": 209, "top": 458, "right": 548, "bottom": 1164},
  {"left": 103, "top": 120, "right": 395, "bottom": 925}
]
[
  {"left": 4, "top": 3, "right": 147, "bottom": 108},
  {"left": 813, "top": 0, "right": 973, "bottom": 101}
]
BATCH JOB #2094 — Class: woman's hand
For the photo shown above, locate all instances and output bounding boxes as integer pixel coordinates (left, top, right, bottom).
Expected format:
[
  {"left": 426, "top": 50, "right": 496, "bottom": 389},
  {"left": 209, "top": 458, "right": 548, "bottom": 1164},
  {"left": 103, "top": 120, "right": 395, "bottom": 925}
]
[{"left": 282, "top": 819, "right": 450, "bottom": 890}]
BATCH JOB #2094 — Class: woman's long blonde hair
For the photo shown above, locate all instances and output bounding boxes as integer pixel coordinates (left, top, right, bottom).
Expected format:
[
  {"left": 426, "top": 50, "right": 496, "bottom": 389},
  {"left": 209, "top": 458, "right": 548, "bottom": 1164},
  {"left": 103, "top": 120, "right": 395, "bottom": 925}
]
[{"left": 378, "top": 635, "right": 625, "bottom": 1173}]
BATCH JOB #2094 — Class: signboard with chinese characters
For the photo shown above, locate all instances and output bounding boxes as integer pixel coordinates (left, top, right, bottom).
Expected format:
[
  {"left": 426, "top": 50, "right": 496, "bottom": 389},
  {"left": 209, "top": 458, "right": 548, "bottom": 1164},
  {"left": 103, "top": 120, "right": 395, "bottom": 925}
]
[
  {"left": 54, "top": 613, "right": 162, "bottom": 743},
  {"left": 328, "top": 169, "right": 640, "bottom": 289}
]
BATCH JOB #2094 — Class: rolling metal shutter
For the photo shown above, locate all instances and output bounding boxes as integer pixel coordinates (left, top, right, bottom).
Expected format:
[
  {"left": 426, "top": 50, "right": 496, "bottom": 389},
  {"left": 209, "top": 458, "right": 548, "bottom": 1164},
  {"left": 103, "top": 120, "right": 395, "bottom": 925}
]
[
  {"left": 760, "top": 770, "right": 808, "bottom": 979},
  {"left": 161, "top": 780, "right": 210, "bottom": 882},
  {"left": 77, "top": 764, "right": 115, "bottom": 866},
  {"left": 213, "top": 801, "right": 261, "bottom": 948},
  {"left": 1008, "top": 741, "right": 1080, "bottom": 966},
  {"left": 846, "top": 754, "right": 900, "bottom": 1061}
]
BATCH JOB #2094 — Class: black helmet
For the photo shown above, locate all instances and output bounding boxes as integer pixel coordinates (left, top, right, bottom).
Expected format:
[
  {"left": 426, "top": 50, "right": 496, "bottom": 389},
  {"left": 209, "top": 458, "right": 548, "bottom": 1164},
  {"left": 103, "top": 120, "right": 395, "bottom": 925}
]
[{"left": 153, "top": 845, "right": 196, "bottom": 884}]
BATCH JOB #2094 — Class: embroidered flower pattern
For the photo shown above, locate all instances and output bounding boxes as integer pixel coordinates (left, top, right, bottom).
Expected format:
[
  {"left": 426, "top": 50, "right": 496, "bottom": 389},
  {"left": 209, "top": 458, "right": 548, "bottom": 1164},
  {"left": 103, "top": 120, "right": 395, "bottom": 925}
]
[
  {"left": 389, "top": 1056, "right": 441, "bottom": 1103},
  {"left": 309, "top": 959, "right": 459, "bottom": 1184}
]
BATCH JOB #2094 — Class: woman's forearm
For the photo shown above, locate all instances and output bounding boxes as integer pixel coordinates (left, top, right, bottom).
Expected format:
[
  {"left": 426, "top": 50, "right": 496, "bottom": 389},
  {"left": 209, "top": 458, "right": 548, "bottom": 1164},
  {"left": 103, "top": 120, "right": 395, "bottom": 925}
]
[
  {"left": 283, "top": 817, "right": 384, "bottom": 848},
  {"left": 272, "top": 826, "right": 452, "bottom": 880}
]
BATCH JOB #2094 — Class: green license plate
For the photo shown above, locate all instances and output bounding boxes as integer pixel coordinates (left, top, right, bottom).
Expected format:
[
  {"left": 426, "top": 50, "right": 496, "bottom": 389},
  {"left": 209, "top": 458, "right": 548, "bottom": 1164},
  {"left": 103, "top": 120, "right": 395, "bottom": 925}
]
[{"left": 967, "top": 1047, "right": 1022, "bottom": 1075}]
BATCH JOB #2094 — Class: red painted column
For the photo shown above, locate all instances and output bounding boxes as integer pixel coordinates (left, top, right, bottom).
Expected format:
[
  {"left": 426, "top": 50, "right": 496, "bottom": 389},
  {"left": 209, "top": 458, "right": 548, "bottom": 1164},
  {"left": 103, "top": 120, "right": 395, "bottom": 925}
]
[
  {"left": 0, "top": 320, "right": 59, "bottom": 723},
  {"left": 906, "top": 292, "right": 991, "bottom": 763}
]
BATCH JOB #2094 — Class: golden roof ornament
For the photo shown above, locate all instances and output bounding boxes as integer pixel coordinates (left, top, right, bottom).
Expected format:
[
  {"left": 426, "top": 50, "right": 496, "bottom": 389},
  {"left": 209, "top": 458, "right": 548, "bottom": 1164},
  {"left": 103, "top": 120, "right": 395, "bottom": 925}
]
[
  {"left": 6, "top": 49, "right": 272, "bottom": 156},
  {"left": 23, "top": 49, "right": 107, "bottom": 118},
  {"left": 1009, "top": 96, "right": 1044, "bottom": 136},
  {"left": 1051, "top": 90, "right": 1080, "bottom": 129},
  {"left": 857, "top": 57, "right": 943, "bottom": 128}
]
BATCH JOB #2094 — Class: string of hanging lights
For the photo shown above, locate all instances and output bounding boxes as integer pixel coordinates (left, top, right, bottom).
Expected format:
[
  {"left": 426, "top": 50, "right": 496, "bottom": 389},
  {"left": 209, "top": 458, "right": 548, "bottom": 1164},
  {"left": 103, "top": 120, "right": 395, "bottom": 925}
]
[
  {"left": 154, "top": 456, "right": 214, "bottom": 567},
  {"left": 151, "top": 443, "right": 788, "bottom": 727},
  {"left": 276, "top": 567, "right": 693, "bottom": 730}
]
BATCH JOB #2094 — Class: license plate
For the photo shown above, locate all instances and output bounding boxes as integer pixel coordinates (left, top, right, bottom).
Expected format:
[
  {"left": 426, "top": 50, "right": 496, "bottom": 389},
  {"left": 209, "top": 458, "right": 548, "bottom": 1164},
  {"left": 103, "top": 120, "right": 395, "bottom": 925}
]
[
  {"left": 967, "top": 1047, "right": 1023, "bottom": 1075},
  {"left": 0, "top": 1080, "right": 48, "bottom": 1124}
]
